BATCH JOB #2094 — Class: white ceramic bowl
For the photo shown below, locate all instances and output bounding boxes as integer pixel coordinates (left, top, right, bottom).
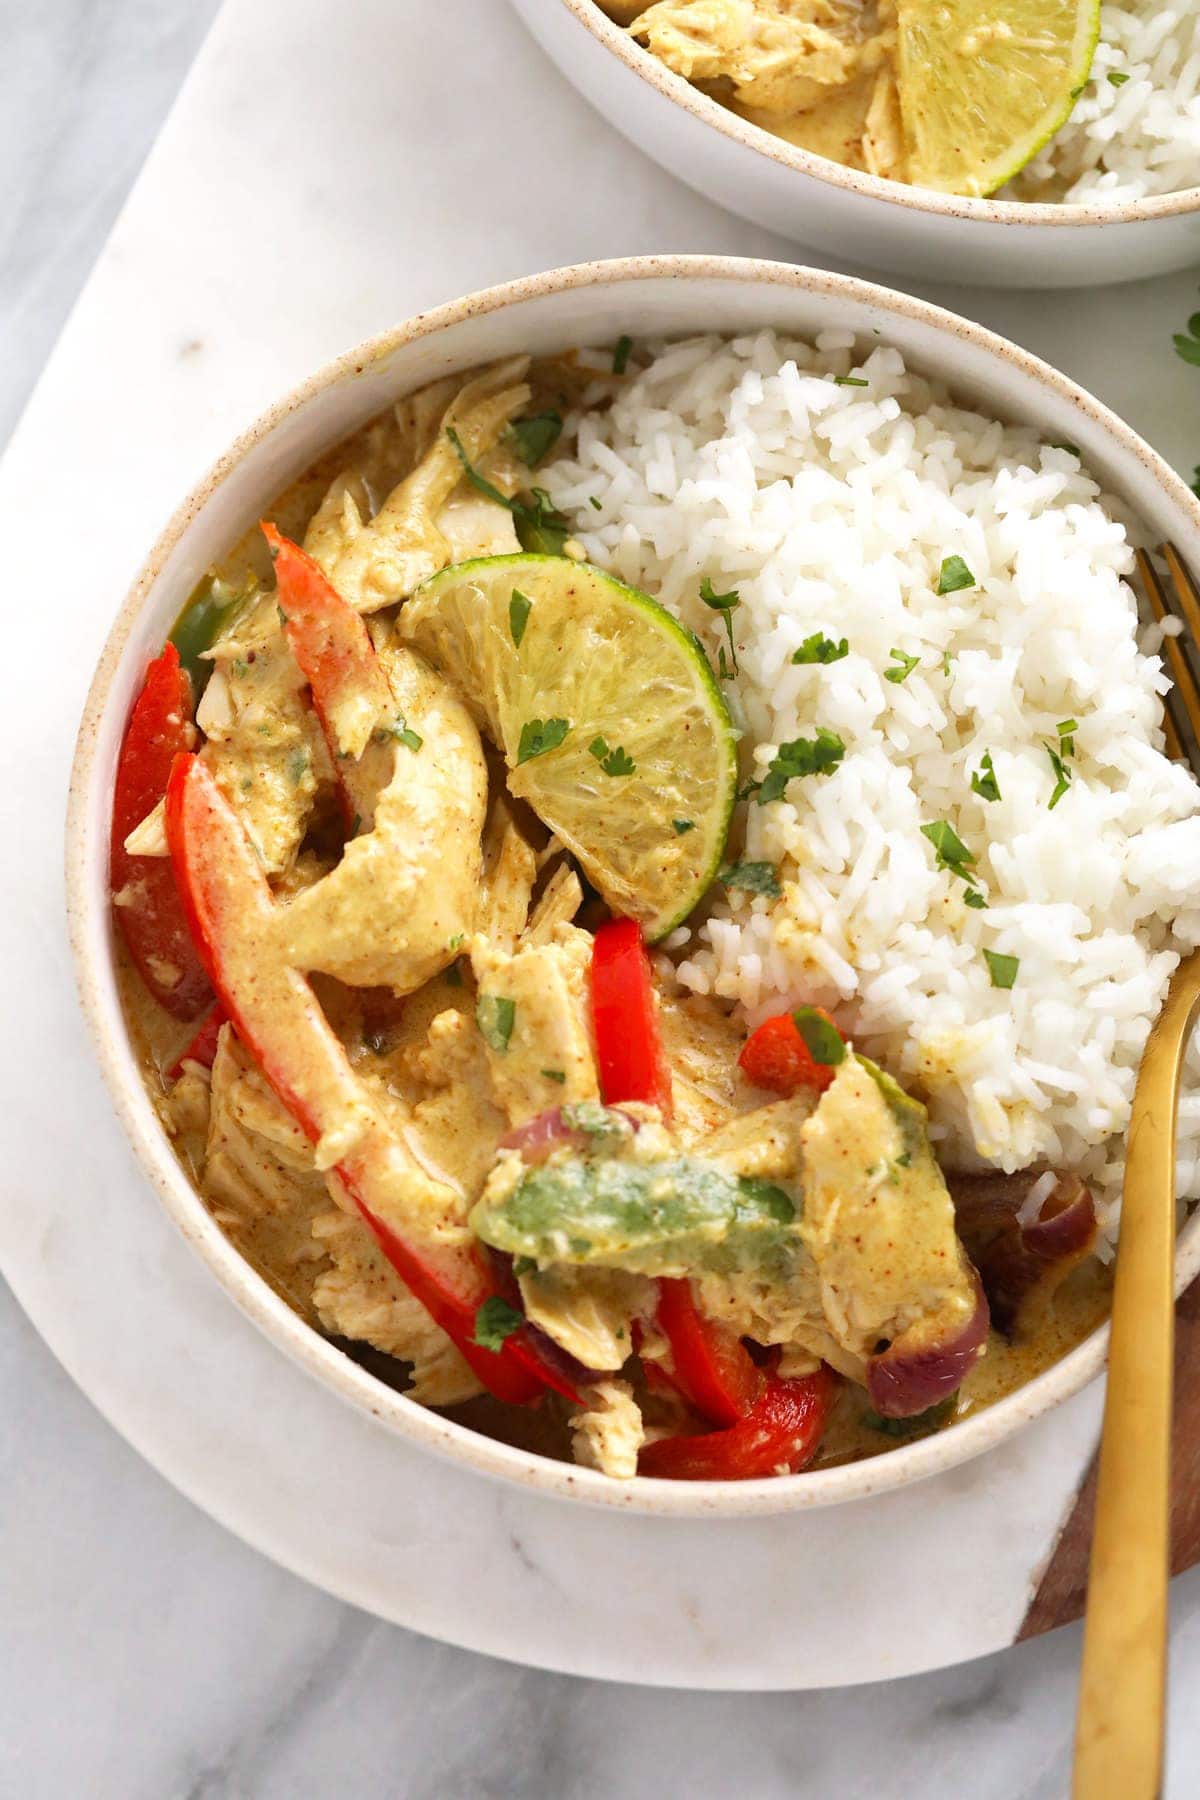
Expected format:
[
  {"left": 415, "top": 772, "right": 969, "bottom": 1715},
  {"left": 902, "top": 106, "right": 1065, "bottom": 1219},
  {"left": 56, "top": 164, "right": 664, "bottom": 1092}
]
[
  {"left": 67, "top": 255, "right": 1200, "bottom": 1517},
  {"left": 513, "top": 0, "right": 1200, "bottom": 289}
]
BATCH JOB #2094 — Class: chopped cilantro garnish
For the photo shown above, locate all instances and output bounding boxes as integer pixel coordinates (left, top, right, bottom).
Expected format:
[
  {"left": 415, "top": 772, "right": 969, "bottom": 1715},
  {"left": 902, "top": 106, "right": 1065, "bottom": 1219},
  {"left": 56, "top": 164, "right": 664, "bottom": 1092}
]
[
  {"left": 970, "top": 750, "right": 1001, "bottom": 803},
  {"left": 1049, "top": 441, "right": 1080, "bottom": 457},
  {"left": 446, "top": 428, "right": 570, "bottom": 553},
  {"left": 376, "top": 715, "right": 422, "bottom": 752},
  {"left": 287, "top": 749, "right": 308, "bottom": 784},
  {"left": 942, "top": 650, "right": 953, "bottom": 677},
  {"left": 517, "top": 717, "right": 570, "bottom": 763},
  {"left": 672, "top": 818, "right": 695, "bottom": 835},
  {"left": 699, "top": 576, "right": 741, "bottom": 676},
  {"left": 983, "top": 949, "right": 1020, "bottom": 990},
  {"left": 1107, "top": 70, "right": 1130, "bottom": 86},
  {"left": 884, "top": 647, "right": 920, "bottom": 684},
  {"left": 276, "top": 604, "right": 288, "bottom": 626},
  {"left": 477, "top": 993, "right": 516, "bottom": 1053},
  {"left": 509, "top": 588, "right": 532, "bottom": 648},
  {"left": 589, "top": 496, "right": 602, "bottom": 510},
  {"left": 1045, "top": 741, "right": 1072, "bottom": 808},
  {"left": 721, "top": 860, "right": 782, "bottom": 898},
  {"left": 231, "top": 657, "right": 249, "bottom": 679},
  {"left": 792, "top": 1006, "right": 845, "bottom": 1067},
  {"left": 1173, "top": 313, "right": 1200, "bottom": 368},
  {"left": 792, "top": 631, "right": 849, "bottom": 665},
  {"left": 472, "top": 1296, "right": 524, "bottom": 1351},
  {"left": 448, "top": 934, "right": 464, "bottom": 951},
  {"left": 512, "top": 1256, "right": 536, "bottom": 1278},
  {"left": 937, "top": 555, "right": 977, "bottom": 595},
  {"left": 756, "top": 727, "right": 846, "bottom": 805},
  {"left": 1056, "top": 718, "right": 1078, "bottom": 756},
  {"left": 613, "top": 334, "right": 633, "bottom": 375},
  {"left": 922, "top": 818, "right": 987, "bottom": 904},
  {"left": 509, "top": 411, "right": 563, "bottom": 466},
  {"left": 588, "top": 736, "right": 636, "bottom": 777},
  {"left": 834, "top": 375, "right": 869, "bottom": 388},
  {"left": 541, "top": 1068, "right": 567, "bottom": 1084}
]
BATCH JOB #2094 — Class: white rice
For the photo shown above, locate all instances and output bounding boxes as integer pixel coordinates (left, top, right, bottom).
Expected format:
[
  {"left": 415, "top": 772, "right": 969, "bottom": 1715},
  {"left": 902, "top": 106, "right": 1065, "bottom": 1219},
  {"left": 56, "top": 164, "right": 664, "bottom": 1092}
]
[
  {"left": 1011, "top": 2, "right": 1200, "bottom": 203},
  {"left": 543, "top": 330, "right": 1200, "bottom": 1237}
]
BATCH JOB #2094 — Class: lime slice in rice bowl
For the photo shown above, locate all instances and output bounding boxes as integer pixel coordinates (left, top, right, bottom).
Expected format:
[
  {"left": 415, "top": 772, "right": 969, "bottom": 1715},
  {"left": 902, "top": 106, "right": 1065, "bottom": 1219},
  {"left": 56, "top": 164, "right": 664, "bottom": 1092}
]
[
  {"left": 896, "top": 0, "right": 1101, "bottom": 197},
  {"left": 401, "top": 554, "right": 738, "bottom": 940}
]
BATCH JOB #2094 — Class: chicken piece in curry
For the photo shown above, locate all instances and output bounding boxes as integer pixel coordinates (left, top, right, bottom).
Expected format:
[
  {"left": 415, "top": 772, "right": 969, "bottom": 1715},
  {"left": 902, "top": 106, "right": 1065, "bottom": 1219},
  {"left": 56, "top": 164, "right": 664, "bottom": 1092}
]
[{"left": 111, "top": 351, "right": 1109, "bottom": 1482}]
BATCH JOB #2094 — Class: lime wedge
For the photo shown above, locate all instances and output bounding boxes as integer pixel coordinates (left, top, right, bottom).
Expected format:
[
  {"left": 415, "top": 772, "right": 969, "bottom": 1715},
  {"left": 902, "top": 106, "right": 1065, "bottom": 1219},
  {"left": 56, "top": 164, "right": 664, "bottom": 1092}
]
[
  {"left": 896, "top": 0, "right": 1100, "bottom": 196},
  {"left": 401, "top": 554, "right": 737, "bottom": 940}
]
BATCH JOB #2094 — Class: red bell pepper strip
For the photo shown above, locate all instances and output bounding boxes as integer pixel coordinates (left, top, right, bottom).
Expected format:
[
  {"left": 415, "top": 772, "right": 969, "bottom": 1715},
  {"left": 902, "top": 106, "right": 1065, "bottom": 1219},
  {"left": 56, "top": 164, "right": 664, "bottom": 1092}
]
[
  {"left": 164, "top": 751, "right": 573, "bottom": 1406},
  {"left": 589, "top": 917, "right": 673, "bottom": 1118},
  {"left": 638, "top": 1366, "right": 836, "bottom": 1480},
  {"left": 262, "top": 522, "right": 393, "bottom": 830},
  {"left": 110, "top": 643, "right": 212, "bottom": 1020},
  {"left": 652, "top": 1278, "right": 763, "bottom": 1427},
  {"left": 166, "top": 1003, "right": 227, "bottom": 1080},
  {"left": 738, "top": 1007, "right": 844, "bottom": 1097}
]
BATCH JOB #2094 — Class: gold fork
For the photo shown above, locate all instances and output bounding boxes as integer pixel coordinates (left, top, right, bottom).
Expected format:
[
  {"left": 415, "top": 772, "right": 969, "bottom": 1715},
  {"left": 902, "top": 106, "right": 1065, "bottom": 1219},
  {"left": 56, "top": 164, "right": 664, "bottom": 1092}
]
[{"left": 1074, "top": 546, "right": 1200, "bottom": 1799}]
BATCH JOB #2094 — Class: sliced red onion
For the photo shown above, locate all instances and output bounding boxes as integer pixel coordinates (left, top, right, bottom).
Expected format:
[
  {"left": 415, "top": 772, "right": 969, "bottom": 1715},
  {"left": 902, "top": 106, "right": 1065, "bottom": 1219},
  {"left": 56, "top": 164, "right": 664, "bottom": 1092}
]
[
  {"left": 866, "top": 1273, "right": 990, "bottom": 1419},
  {"left": 948, "top": 1169, "right": 1097, "bottom": 1339},
  {"left": 499, "top": 1103, "right": 637, "bottom": 1165}
]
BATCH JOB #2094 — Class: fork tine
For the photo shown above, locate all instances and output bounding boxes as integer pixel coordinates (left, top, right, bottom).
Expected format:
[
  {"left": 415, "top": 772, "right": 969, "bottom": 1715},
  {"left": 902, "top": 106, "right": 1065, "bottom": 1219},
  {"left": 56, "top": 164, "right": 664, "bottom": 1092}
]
[{"left": 1136, "top": 547, "right": 1192, "bottom": 765}]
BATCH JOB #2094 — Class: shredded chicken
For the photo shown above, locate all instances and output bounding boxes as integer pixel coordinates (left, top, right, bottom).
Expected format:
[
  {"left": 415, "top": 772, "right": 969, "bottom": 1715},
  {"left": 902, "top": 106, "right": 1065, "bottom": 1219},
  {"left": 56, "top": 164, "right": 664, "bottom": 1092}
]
[
  {"left": 470, "top": 922, "right": 600, "bottom": 1124},
  {"left": 569, "top": 1379, "right": 646, "bottom": 1480}
]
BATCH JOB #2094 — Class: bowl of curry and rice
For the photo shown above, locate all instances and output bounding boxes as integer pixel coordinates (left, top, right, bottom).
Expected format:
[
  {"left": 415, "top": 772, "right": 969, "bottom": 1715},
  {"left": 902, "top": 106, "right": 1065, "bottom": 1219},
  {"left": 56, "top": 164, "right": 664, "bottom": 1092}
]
[
  {"left": 68, "top": 256, "right": 1200, "bottom": 1513},
  {"left": 511, "top": 1, "right": 1200, "bottom": 287}
]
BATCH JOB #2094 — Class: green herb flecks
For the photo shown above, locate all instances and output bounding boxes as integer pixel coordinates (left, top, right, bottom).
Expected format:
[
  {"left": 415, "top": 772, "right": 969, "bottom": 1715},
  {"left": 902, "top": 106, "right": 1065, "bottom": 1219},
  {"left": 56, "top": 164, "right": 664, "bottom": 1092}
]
[
  {"left": 792, "top": 1006, "right": 845, "bottom": 1067},
  {"left": 509, "top": 588, "right": 532, "bottom": 647},
  {"left": 834, "top": 375, "right": 869, "bottom": 388},
  {"left": 699, "top": 576, "right": 741, "bottom": 677},
  {"left": 720, "top": 860, "right": 782, "bottom": 899},
  {"left": 472, "top": 1296, "right": 525, "bottom": 1352},
  {"left": 862, "top": 1397, "right": 956, "bottom": 1438},
  {"left": 589, "top": 496, "right": 602, "bottom": 510},
  {"left": 588, "top": 735, "right": 636, "bottom": 777},
  {"left": 446, "top": 428, "right": 570, "bottom": 554},
  {"left": 937, "top": 554, "right": 977, "bottom": 595},
  {"left": 884, "top": 647, "right": 921, "bottom": 684},
  {"left": 1173, "top": 313, "right": 1200, "bottom": 368},
  {"left": 922, "top": 818, "right": 986, "bottom": 906},
  {"left": 983, "top": 949, "right": 1020, "bottom": 990},
  {"left": 792, "top": 631, "right": 849, "bottom": 665},
  {"left": 1049, "top": 441, "right": 1080, "bottom": 457},
  {"left": 477, "top": 994, "right": 517, "bottom": 1053},
  {"left": 287, "top": 749, "right": 309, "bottom": 785},
  {"left": 509, "top": 411, "right": 563, "bottom": 466},
  {"left": 756, "top": 727, "right": 846, "bottom": 805},
  {"left": 612, "top": 335, "right": 633, "bottom": 375},
  {"left": 517, "top": 717, "right": 570, "bottom": 764},
  {"left": 1107, "top": 69, "right": 1130, "bottom": 86},
  {"left": 672, "top": 818, "right": 695, "bottom": 835},
  {"left": 375, "top": 714, "right": 423, "bottom": 752},
  {"left": 512, "top": 1256, "right": 536, "bottom": 1278},
  {"left": 1045, "top": 741, "right": 1072, "bottom": 809},
  {"left": 1056, "top": 717, "right": 1078, "bottom": 757},
  {"left": 970, "top": 750, "right": 1001, "bottom": 803},
  {"left": 541, "top": 1069, "right": 567, "bottom": 1084}
]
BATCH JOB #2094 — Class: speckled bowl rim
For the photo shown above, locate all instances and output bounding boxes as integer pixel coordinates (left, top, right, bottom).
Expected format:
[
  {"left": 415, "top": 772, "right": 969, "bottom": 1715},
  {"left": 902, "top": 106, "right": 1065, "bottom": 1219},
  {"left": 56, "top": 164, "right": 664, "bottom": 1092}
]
[
  {"left": 556, "top": 0, "right": 1200, "bottom": 229},
  {"left": 67, "top": 254, "right": 1200, "bottom": 1518}
]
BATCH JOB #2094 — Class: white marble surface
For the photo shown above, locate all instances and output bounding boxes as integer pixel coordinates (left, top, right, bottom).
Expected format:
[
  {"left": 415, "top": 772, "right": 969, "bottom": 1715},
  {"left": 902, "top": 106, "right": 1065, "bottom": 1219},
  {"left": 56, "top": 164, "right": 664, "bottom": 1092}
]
[{"left": 4, "top": 0, "right": 1200, "bottom": 1791}]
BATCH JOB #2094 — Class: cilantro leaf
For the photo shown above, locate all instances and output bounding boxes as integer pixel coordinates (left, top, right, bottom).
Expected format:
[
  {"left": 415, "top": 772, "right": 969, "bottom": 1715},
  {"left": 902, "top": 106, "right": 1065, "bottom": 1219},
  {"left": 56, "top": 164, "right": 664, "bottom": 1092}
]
[
  {"left": 509, "top": 588, "right": 532, "bottom": 647},
  {"left": 588, "top": 735, "right": 636, "bottom": 777},
  {"left": 1056, "top": 718, "right": 1078, "bottom": 757},
  {"left": 983, "top": 949, "right": 1020, "bottom": 990},
  {"left": 541, "top": 1069, "right": 567, "bottom": 1084},
  {"left": 476, "top": 994, "right": 516, "bottom": 1053},
  {"left": 970, "top": 750, "right": 1001, "bottom": 803},
  {"left": 792, "top": 631, "right": 849, "bottom": 665},
  {"left": 672, "top": 818, "right": 695, "bottom": 835},
  {"left": 757, "top": 727, "right": 846, "bottom": 805},
  {"left": 720, "top": 860, "right": 782, "bottom": 898},
  {"left": 509, "top": 411, "right": 563, "bottom": 466},
  {"left": 792, "top": 1006, "right": 845, "bottom": 1067},
  {"left": 884, "top": 647, "right": 920, "bottom": 684},
  {"left": 921, "top": 819, "right": 976, "bottom": 875},
  {"left": 446, "top": 429, "right": 570, "bottom": 554},
  {"left": 517, "top": 717, "right": 570, "bottom": 763},
  {"left": 834, "top": 375, "right": 869, "bottom": 388},
  {"left": 1107, "top": 70, "right": 1130, "bottom": 86},
  {"left": 375, "top": 714, "right": 423, "bottom": 752},
  {"left": 613, "top": 335, "right": 633, "bottom": 375},
  {"left": 1045, "top": 741, "right": 1072, "bottom": 808},
  {"left": 937, "top": 555, "right": 977, "bottom": 595},
  {"left": 473, "top": 1296, "right": 524, "bottom": 1351},
  {"left": 700, "top": 575, "right": 741, "bottom": 677}
]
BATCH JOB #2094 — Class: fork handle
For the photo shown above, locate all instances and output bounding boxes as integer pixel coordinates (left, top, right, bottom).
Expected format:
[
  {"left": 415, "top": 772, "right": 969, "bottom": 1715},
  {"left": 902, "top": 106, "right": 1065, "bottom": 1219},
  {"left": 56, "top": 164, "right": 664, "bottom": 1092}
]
[{"left": 1073, "top": 956, "right": 1200, "bottom": 1798}]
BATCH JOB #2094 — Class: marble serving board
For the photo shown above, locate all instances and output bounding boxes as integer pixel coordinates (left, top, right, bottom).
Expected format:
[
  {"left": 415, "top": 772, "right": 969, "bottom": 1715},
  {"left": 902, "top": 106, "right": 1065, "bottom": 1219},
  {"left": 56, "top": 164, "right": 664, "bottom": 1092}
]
[{"left": 3, "top": 0, "right": 1200, "bottom": 1689}]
